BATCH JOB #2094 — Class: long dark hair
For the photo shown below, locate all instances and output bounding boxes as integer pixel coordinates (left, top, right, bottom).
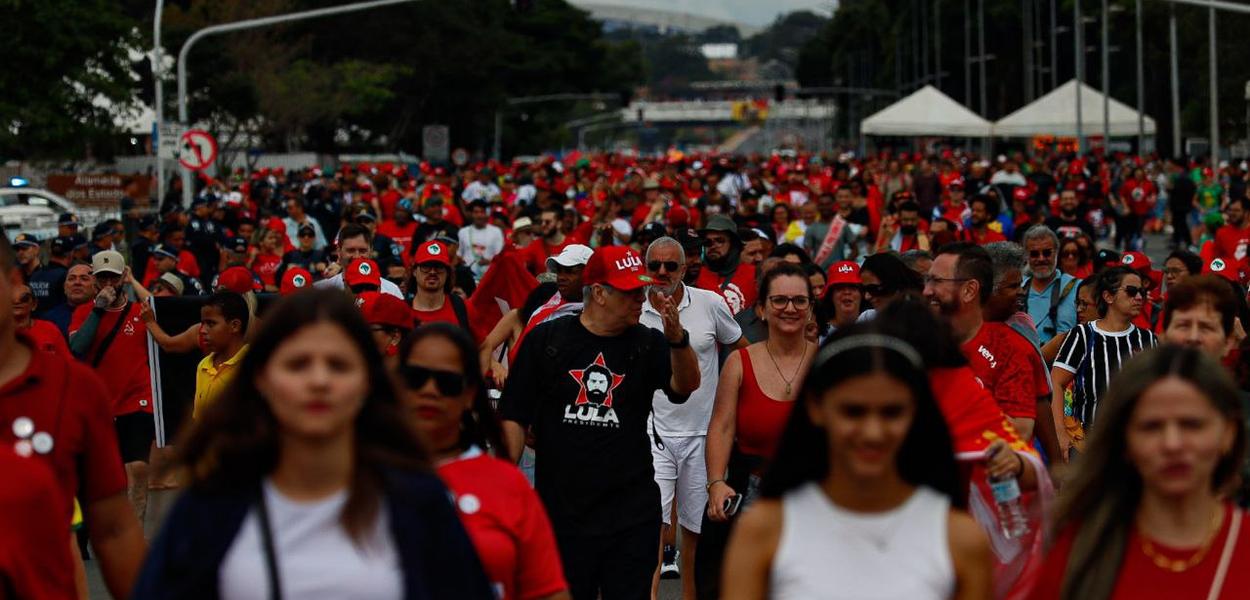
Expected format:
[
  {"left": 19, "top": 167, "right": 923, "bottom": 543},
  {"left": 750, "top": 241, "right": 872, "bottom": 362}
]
[
  {"left": 397, "top": 323, "right": 504, "bottom": 455},
  {"left": 861, "top": 252, "right": 924, "bottom": 295},
  {"left": 1055, "top": 346, "right": 1246, "bottom": 600},
  {"left": 759, "top": 322, "right": 962, "bottom": 507},
  {"left": 1095, "top": 265, "right": 1138, "bottom": 317},
  {"left": 175, "top": 289, "right": 427, "bottom": 540}
]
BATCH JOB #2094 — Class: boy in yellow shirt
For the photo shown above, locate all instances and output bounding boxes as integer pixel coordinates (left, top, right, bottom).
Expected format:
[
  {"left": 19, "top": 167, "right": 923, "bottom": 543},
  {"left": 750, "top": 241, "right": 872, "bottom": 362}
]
[{"left": 193, "top": 291, "right": 249, "bottom": 418}]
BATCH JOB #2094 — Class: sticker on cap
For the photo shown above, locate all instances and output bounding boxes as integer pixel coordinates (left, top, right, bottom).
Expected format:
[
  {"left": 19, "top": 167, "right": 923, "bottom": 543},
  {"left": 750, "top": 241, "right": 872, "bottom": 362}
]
[
  {"left": 1212, "top": 259, "right": 1227, "bottom": 272},
  {"left": 1123, "top": 254, "right": 1135, "bottom": 265},
  {"left": 292, "top": 274, "right": 307, "bottom": 287},
  {"left": 427, "top": 243, "right": 442, "bottom": 255},
  {"left": 358, "top": 261, "right": 372, "bottom": 275}
]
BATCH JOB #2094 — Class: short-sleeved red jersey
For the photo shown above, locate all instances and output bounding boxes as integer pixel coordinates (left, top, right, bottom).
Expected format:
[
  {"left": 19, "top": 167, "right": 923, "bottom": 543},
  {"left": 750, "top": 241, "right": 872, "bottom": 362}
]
[
  {"left": 960, "top": 322, "right": 1039, "bottom": 419},
  {"left": 69, "top": 302, "right": 153, "bottom": 416}
]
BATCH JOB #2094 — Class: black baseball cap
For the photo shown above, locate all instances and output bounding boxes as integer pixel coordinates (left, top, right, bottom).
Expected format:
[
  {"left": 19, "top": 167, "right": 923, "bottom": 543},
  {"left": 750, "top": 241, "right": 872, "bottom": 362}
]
[
  {"left": 50, "top": 236, "right": 73, "bottom": 255},
  {"left": 297, "top": 224, "right": 316, "bottom": 237},
  {"left": 12, "top": 233, "right": 39, "bottom": 248},
  {"left": 138, "top": 215, "right": 159, "bottom": 231},
  {"left": 58, "top": 213, "right": 79, "bottom": 227},
  {"left": 225, "top": 236, "right": 248, "bottom": 253},
  {"left": 91, "top": 222, "right": 113, "bottom": 240},
  {"left": 152, "top": 244, "right": 179, "bottom": 261}
]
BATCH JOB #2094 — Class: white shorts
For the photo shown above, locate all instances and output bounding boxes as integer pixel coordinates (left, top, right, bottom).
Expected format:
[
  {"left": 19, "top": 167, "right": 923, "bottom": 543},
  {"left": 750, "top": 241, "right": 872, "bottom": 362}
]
[{"left": 652, "top": 434, "right": 708, "bottom": 534}]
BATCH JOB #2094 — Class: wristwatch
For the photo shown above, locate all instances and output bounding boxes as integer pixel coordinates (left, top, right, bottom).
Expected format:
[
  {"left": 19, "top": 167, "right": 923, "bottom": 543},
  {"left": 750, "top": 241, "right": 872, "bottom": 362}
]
[{"left": 668, "top": 329, "right": 690, "bottom": 349}]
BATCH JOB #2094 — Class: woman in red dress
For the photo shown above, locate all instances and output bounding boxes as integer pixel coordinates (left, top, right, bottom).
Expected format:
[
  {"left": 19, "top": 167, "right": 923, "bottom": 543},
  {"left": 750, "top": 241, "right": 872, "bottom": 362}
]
[
  {"left": 397, "top": 323, "right": 569, "bottom": 600},
  {"left": 1030, "top": 345, "right": 1250, "bottom": 599}
]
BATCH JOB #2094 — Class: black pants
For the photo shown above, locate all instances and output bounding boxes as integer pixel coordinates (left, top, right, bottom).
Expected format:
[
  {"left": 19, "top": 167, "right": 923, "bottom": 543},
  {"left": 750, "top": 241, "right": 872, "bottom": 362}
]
[
  {"left": 1115, "top": 212, "right": 1142, "bottom": 251},
  {"left": 1171, "top": 208, "right": 1193, "bottom": 248},
  {"left": 556, "top": 519, "right": 659, "bottom": 600}
]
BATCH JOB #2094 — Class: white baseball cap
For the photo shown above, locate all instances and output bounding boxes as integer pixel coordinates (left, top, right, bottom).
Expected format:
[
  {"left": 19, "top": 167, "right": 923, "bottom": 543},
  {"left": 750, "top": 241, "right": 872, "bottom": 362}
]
[
  {"left": 91, "top": 250, "right": 125, "bottom": 275},
  {"left": 546, "top": 244, "right": 594, "bottom": 271}
]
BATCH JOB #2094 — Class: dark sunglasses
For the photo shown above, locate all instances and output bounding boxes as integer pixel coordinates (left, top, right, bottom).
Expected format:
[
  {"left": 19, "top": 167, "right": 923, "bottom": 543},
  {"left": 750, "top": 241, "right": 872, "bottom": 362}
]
[
  {"left": 647, "top": 260, "right": 681, "bottom": 273},
  {"left": 298, "top": 232, "right": 315, "bottom": 238},
  {"left": 401, "top": 364, "right": 466, "bottom": 396},
  {"left": 1029, "top": 249, "right": 1054, "bottom": 259},
  {"left": 1118, "top": 285, "right": 1149, "bottom": 298},
  {"left": 862, "top": 284, "right": 890, "bottom": 297}
]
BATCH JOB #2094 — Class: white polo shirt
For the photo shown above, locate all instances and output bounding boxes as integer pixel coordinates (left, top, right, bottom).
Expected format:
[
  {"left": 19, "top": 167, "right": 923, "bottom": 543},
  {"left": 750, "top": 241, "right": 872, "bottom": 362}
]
[{"left": 640, "top": 283, "right": 742, "bottom": 437}]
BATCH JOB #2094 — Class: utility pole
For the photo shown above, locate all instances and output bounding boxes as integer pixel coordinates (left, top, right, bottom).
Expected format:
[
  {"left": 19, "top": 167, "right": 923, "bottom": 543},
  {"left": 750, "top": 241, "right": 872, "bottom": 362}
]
[
  {"left": 1023, "top": 0, "right": 1035, "bottom": 101},
  {"left": 1075, "top": 0, "right": 1085, "bottom": 151},
  {"left": 1051, "top": 0, "right": 1060, "bottom": 90},
  {"left": 935, "top": 0, "right": 943, "bottom": 90},
  {"left": 1101, "top": 0, "right": 1109, "bottom": 147},
  {"left": 978, "top": 0, "right": 987, "bottom": 116},
  {"left": 153, "top": 0, "right": 165, "bottom": 206},
  {"left": 1209, "top": 5, "right": 1219, "bottom": 158},
  {"left": 1136, "top": 0, "right": 1145, "bottom": 152},
  {"left": 1169, "top": 4, "right": 1181, "bottom": 156},
  {"left": 965, "top": 0, "right": 972, "bottom": 106}
]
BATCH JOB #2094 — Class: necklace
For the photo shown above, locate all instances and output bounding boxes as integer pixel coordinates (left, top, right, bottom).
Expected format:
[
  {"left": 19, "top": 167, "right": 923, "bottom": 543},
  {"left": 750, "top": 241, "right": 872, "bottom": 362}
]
[
  {"left": 1138, "top": 506, "right": 1224, "bottom": 573},
  {"left": 764, "top": 340, "right": 809, "bottom": 397}
]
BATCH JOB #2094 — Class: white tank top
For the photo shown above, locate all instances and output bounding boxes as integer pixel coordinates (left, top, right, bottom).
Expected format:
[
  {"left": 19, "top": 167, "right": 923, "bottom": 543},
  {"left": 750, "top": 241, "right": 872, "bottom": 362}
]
[{"left": 769, "top": 482, "right": 955, "bottom": 600}]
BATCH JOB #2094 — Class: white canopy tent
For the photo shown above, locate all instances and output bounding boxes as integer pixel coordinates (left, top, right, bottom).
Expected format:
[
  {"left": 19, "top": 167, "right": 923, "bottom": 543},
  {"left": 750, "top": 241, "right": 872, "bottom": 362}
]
[
  {"left": 860, "top": 85, "right": 993, "bottom": 138},
  {"left": 993, "top": 79, "right": 1156, "bottom": 137}
]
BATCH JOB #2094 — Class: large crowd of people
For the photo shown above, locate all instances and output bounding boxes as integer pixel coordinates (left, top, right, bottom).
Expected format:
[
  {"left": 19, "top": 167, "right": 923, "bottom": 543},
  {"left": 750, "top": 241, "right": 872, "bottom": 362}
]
[{"left": 5, "top": 148, "right": 1250, "bottom": 599}]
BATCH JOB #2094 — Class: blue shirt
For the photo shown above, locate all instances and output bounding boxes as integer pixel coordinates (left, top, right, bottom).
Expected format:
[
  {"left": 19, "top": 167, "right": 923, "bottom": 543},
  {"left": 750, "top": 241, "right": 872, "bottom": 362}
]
[{"left": 1027, "top": 272, "right": 1079, "bottom": 339}]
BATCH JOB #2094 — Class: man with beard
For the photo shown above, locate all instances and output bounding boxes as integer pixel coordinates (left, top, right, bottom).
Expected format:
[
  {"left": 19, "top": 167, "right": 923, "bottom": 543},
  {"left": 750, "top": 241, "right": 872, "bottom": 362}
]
[
  {"left": 413, "top": 194, "right": 460, "bottom": 244},
  {"left": 876, "top": 201, "right": 927, "bottom": 253},
  {"left": 68, "top": 251, "right": 157, "bottom": 526},
  {"left": 501, "top": 245, "right": 699, "bottom": 600},
  {"left": 1023, "top": 225, "right": 1079, "bottom": 340},
  {"left": 407, "top": 240, "right": 472, "bottom": 331},
  {"left": 521, "top": 206, "right": 575, "bottom": 276},
  {"left": 801, "top": 191, "right": 856, "bottom": 271},
  {"left": 639, "top": 237, "right": 743, "bottom": 599},
  {"left": 967, "top": 195, "right": 1007, "bottom": 245},
  {"left": 925, "top": 242, "right": 1040, "bottom": 440},
  {"left": 1213, "top": 196, "right": 1250, "bottom": 264},
  {"left": 1044, "top": 188, "right": 1097, "bottom": 240},
  {"left": 695, "top": 214, "right": 757, "bottom": 314}
]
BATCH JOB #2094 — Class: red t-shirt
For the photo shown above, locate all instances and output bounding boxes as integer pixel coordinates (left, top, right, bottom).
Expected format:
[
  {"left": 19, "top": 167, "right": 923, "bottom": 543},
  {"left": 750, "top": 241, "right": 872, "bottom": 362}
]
[
  {"left": 378, "top": 189, "right": 402, "bottom": 219},
  {"left": 177, "top": 249, "right": 200, "bottom": 279},
  {"left": 960, "top": 322, "right": 1039, "bottom": 419},
  {"left": 252, "top": 252, "right": 282, "bottom": 287},
  {"left": 970, "top": 227, "right": 1007, "bottom": 245},
  {"left": 1030, "top": 505, "right": 1250, "bottom": 600},
  {"left": 521, "top": 238, "right": 575, "bottom": 276},
  {"left": 0, "top": 445, "right": 76, "bottom": 599},
  {"left": 69, "top": 302, "right": 153, "bottom": 416},
  {"left": 0, "top": 334, "right": 127, "bottom": 514},
  {"left": 412, "top": 296, "right": 472, "bottom": 329},
  {"left": 694, "top": 262, "right": 758, "bottom": 315},
  {"left": 22, "top": 320, "right": 69, "bottom": 357},
  {"left": 928, "top": 367, "right": 1028, "bottom": 455},
  {"left": 1214, "top": 224, "right": 1250, "bottom": 263},
  {"left": 377, "top": 220, "right": 419, "bottom": 255},
  {"left": 438, "top": 453, "right": 567, "bottom": 600}
]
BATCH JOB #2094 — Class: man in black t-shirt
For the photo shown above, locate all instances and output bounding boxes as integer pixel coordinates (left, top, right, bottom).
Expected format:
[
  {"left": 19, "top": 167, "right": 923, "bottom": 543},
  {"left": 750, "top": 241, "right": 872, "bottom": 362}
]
[
  {"left": 501, "top": 245, "right": 699, "bottom": 600},
  {"left": 1044, "top": 188, "right": 1097, "bottom": 240}
]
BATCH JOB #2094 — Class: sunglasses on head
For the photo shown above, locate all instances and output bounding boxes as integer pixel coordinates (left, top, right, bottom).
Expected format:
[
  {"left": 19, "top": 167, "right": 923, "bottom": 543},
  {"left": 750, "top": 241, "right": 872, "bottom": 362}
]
[
  {"left": 647, "top": 260, "right": 681, "bottom": 273},
  {"left": 401, "top": 364, "right": 466, "bottom": 396}
]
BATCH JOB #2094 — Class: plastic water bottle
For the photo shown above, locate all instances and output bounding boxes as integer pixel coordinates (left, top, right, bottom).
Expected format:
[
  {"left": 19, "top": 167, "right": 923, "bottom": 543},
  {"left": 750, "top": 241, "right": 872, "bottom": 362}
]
[{"left": 989, "top": 472, "right": 1030, "bottom": 540}]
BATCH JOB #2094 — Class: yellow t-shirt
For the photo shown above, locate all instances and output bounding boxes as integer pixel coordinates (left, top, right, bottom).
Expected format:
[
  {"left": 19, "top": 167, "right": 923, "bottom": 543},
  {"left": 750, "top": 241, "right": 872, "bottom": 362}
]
[{"left": 194, "top": 344, "right": 249, "bottom": 418}]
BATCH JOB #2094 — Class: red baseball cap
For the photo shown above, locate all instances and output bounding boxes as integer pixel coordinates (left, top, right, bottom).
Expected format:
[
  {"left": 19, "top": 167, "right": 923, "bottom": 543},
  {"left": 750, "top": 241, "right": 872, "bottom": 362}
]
[
  {"left": 216, "top": 266, "right": 256, "bottom": 294},
  {"left": 344, "top": 258, "right": 382, "bottom": 289},
  {"left": 666, "top": 205, "right": 690, "bottom": 227},
  {"left": 412, "top": 240, "right": 451, "bottom": 267},
  {"left": 1120, "top": 251, "right": 1154, "bottom": 273},
  {"left": 1205, "top": 257, "right": 1245, "bottom": 285},
  {"left": 280, "top": 267, "right": 312, "bottom": 295},
  {"left": 582, "top": 246, "right": 653, "bottom": 291},
  {"left": 356, "top": 291, "right": 413, "bottom": 330},
  {"left": 826, "top": 261, "right": 862, "bottom": 286}
]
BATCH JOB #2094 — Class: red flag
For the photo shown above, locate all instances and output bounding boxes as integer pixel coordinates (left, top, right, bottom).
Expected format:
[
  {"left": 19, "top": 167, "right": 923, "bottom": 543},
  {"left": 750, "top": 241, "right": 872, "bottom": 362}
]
[{"left": 467, "top": 253, "right": 537, "bottom": 341}]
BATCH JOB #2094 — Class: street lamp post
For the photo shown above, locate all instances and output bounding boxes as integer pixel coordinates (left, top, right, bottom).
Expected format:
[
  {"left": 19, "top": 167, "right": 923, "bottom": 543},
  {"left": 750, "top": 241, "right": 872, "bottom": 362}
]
[
  {"left": 1101, "top": 0, "right": 1109, "bottom": 147},
  {"left": 176, "top": 0, "right": 418, "bottom": 208},
  {"left": 1209, "top": 5, "right": 1219, "bottom": 158},
  {"left": 1169, "top": 4, "right": 1181, "bottom": 156},
  {"left": 1136, "top": 0, "right": 1145, "bottom": 152},
  {"left": 154, "top": 0, "right": 164, "bottom": 206},
  {"left": 1075, "top": 0, "right": 1085, "bottom": 151}
]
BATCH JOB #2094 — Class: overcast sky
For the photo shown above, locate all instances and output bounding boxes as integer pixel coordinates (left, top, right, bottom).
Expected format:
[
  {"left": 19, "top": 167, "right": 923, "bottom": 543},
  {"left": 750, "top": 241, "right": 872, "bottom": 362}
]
[{"left": 576, "top": 0, "right": 835, "bottom": 27}]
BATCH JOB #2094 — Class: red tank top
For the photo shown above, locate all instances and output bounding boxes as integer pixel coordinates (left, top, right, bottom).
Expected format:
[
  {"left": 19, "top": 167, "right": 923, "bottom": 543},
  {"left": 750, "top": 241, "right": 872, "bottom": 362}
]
[{"left": 734, "top": 347, "right": 795, "bottom": 459}]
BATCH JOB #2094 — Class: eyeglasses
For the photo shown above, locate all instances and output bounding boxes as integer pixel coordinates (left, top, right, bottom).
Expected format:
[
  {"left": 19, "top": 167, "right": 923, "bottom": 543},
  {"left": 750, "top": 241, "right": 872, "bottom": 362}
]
[
  {"left": 1163, "top": 268, "right": 1188, "bottom": 277},
  {"left": 417, "top": 264, "right": 446, "bottom": 274},
  {"left": 923, "top": 275, "right": 971, "bottom": 286},
  {"left": 1117, "top": 286, "right": 1149, "bottom": 298},
  {"left": 1029, "top": 249, "right": 1054, "bottom": 259},
  {"left": 862, "top": 284, "right": 890, "bottom": 297},
  {"left": 767, "top": 295, "right": 811, "bottom": 310},
  {"left": 647, "top": 260, "right": 681, "bottom": 273},
  {"left": 401, "top": 364, "right": 466, "bottom": 396}
]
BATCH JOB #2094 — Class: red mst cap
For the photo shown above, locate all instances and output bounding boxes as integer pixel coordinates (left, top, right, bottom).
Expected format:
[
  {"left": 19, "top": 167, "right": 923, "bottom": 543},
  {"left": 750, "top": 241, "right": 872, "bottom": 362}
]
[
  {"left": 344, "top": 258, "right": 381, "bottom": 288},
  {"left": 826, "top": 261, "right": 862, "bottom": 286},
  {"left": 582, "top": 246, "right": 653, "bottom": 291},
  {"left": 280, "top": 267, "right": 312, "bottom": 295},
  {"left": 356, "top": 291, "right": 414, "bottom": 330},
  {"left": 1120, "top": 251, "right": 1153, "bottom": 273},
  {"left": 412, "top": 240, "right": 451, "bottom": 267},
  {"left": 1205, "top": 258, "right": 1245, "bottom": 285},
  {"left": 217, "top": 266, "right": 256, "bottom": 294}
]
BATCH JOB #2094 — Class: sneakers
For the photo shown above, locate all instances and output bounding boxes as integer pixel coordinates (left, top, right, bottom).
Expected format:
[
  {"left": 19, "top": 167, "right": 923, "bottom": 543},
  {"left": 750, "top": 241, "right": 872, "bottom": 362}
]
[{"left": 660, "top": 545, "right": 680, "bottom": 579}]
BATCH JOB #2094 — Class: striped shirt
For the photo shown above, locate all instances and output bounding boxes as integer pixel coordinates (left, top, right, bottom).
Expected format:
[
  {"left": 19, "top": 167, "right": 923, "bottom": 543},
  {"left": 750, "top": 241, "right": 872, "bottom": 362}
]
[{"left": 1054, "top": 321, "right": 1157, "bottom": 429}]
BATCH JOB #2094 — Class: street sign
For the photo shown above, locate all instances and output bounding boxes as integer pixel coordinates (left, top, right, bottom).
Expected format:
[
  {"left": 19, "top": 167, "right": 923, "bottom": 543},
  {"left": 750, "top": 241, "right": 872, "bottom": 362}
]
[
  {"left": 451, "top": 147, "right": 469, "bottom": 167},
  {"left": 423, "top": 125, "right": 450, "bottom": 162},
  {"left": 178, "top": 129, "right": 217, "bottom": 171},
  {"left": 157, "top": 123, "right": 185, "bottom": 160}
]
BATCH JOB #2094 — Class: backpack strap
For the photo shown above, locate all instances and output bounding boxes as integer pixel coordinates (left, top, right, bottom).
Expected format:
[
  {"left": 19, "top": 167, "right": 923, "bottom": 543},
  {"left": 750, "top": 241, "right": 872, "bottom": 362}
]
[
  {"left": 449, "top": 294, "right": 471, "bottom": 331},
  {"left": 1033, "top": 275, "right": 1078, "bottom": 338},
  {"left": 91, "top": 302, "right": 132, "bottom": 368}
]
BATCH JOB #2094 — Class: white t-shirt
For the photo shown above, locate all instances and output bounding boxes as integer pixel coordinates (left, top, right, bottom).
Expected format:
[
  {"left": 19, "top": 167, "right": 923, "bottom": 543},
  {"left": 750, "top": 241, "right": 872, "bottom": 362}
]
[
  {"left": 218, "top": 480, "right": 402, "bottom": 600},
  {"left": 457, "top": 224, "right": 505, "bottom": 279},
  {"left": 640, "top": 284, "right": 743, "bottom": 436},
  {"left": 461, "top": 181, "right": 501, "bottom": 203},
  {"left": 313, "top": 272, "right": 404, "bottom": 299}
]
